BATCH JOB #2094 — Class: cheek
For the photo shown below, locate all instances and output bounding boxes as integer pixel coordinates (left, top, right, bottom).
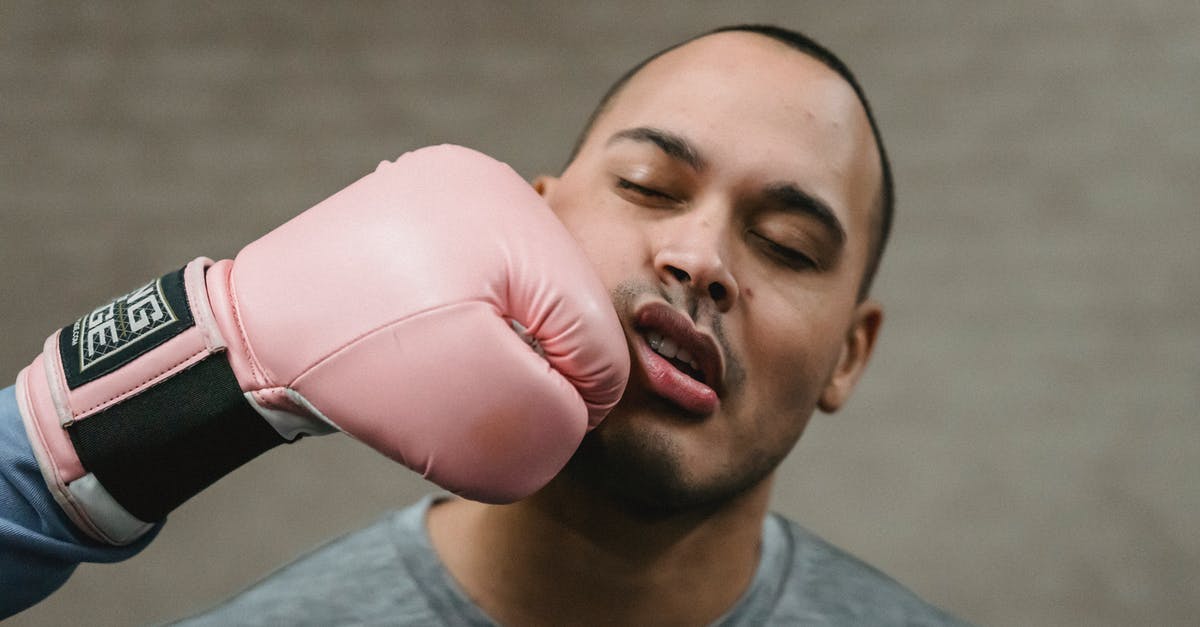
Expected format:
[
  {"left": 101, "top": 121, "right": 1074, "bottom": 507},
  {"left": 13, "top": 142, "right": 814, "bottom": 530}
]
[
  {"left": 562, "top": 218, "right": 636, "bottom": 290},
  {"left": 551, "top": 193, "right": 644, "bottom": 289},
  {"left": 739, "top": 297, "right": 841, "bottom": 412}
]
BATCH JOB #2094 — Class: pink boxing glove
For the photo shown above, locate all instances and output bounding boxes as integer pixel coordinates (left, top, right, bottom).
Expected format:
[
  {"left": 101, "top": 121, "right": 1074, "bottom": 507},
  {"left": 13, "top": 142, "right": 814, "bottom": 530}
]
[{"left": 16, "top": 145, "right": 630, "bottom": 545}]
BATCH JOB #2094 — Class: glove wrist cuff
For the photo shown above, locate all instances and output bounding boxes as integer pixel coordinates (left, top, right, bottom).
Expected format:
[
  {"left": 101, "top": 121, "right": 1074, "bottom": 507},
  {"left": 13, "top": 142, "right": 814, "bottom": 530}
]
[
  {"left": 68, "top": 353, "right": 287, "bottom": 525},
  {"left": 16, "top": 258, "right": 288, "bottom": 544}
]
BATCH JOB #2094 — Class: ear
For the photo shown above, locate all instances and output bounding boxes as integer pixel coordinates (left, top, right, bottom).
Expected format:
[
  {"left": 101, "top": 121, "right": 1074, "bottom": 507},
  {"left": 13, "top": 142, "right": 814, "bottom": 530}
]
[
  {"left": 532, "top": 175, "right": 558, "bottom": 198},
  {"left": 818, "top": 299, "right": 883, "bottom": 413}
]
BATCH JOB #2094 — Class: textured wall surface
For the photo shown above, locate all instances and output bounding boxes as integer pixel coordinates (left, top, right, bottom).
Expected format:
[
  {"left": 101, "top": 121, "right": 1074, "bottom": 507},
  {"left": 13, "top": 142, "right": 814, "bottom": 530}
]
[{"left": 2, "top": 2, "right": 1197, "bottom": 625}]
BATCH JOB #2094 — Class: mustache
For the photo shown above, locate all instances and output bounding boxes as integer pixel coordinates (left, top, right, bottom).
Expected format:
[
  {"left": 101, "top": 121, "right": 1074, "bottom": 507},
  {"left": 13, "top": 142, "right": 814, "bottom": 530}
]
[{"left": 611, "top": 279, "right": 746, "bottom": 390}]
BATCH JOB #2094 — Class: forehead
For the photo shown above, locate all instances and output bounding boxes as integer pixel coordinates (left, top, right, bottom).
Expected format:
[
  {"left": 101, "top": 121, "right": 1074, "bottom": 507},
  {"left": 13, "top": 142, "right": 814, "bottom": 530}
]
[{"left": 587, "top": 32, "right": 881, "bottom": 250}]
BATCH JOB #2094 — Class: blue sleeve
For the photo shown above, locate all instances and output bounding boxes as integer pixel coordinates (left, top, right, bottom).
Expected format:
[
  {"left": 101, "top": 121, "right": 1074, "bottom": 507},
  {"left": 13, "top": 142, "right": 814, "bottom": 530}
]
[{"left": 0, "top": 385, "right": 161, "bottom": 618}]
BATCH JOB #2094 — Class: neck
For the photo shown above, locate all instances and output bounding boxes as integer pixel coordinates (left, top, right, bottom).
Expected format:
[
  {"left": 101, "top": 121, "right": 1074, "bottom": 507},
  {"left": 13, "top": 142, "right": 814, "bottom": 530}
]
[{"left": 428, "top": 472, "right": 773, "bottom": 627}]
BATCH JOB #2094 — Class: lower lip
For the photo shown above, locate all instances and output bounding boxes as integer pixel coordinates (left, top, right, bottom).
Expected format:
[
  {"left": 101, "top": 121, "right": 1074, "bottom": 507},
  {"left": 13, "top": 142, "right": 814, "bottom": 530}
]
[{"left": 633, "top": 333, "right": 719, "bottom": 415}]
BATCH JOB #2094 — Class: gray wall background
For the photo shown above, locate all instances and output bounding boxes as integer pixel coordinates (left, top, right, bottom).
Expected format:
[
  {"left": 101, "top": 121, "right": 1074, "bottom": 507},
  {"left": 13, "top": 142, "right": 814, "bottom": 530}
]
[{"left": 2, "top": 2, "right": 1196, "bottom": 625}]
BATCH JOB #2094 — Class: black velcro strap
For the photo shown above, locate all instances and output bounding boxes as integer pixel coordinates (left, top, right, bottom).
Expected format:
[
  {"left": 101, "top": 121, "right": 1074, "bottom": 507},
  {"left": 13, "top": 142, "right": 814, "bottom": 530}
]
[
  {"left": 68, "top": 354, "right": 288, "bottom": 522},
  {"left": 59, "top": 266, "right": 195, "bottom": 390}
]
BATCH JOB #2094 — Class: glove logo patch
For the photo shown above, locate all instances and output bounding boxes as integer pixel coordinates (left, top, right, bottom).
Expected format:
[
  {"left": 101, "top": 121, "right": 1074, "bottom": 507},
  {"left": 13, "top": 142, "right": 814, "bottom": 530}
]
[{"left": 59, "top": 267, "right": 195, "bottom": 390}]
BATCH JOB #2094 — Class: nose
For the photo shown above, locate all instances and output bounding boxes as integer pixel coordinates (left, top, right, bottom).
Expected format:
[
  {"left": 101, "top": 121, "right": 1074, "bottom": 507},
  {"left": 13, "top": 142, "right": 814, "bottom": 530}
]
[{"left": 652, "top": 211, "right": 739, "bottom": 313}]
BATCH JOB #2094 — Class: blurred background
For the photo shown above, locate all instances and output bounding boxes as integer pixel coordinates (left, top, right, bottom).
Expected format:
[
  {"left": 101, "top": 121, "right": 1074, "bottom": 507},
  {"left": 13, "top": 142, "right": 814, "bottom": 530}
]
[{"left": 2, "top": 1, "right": 1196, "bottom": 625}]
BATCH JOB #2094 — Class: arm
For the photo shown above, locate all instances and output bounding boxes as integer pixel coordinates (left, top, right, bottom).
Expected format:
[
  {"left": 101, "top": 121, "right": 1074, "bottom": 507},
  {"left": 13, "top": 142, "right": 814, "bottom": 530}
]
[
  {"left": 0, "top": 385, "right": 159, "bottom": 618},
  {"left": 2, "top": 145, "right": 628, "bottom": 617}
]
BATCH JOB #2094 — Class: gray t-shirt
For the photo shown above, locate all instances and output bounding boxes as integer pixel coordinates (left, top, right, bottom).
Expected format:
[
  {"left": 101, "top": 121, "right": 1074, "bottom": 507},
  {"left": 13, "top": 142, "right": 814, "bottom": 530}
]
[{"left": 173, "top": 497, "right": 967, "bottom": 626}]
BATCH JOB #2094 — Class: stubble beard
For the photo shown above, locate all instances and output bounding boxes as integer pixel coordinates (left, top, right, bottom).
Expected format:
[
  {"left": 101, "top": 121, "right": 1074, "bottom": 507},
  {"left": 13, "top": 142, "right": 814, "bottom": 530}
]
[
  {"left": 566, "top": 279, "right": 784, "bottom": 519},
  {"left": 560, "top": 399, "right": 786, "bottom": 521}
]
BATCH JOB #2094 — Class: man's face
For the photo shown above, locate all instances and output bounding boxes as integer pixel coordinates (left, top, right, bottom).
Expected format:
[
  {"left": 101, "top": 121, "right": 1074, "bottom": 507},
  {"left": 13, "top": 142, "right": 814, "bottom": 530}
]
[{"left": 537, "top": 32, "right": 884, "bottom": 513}]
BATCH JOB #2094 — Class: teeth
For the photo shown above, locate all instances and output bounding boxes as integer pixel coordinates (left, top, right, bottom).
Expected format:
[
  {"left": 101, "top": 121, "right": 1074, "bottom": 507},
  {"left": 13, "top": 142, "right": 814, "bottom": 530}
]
[
  {"left": 645, "top": 330, "right": 677, "bottom": 359},
  {"left": 645, "top": 330, "right": 702, "bottom": 374}
]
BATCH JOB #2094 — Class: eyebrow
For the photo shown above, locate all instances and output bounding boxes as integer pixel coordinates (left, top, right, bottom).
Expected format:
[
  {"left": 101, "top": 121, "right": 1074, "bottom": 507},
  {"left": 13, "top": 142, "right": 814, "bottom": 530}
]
[
  {"left": 608, "top": 125, "right": 846, "bottom": 245},
  {"left": 607, "top": 127, "right": 706, "bottom": 171}
]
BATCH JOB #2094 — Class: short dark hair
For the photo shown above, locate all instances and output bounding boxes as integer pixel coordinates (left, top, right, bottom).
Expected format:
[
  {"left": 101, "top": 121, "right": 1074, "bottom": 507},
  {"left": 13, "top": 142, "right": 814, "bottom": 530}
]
[{"left": 565, "top": 24, "right": 894, "bottom": 301}]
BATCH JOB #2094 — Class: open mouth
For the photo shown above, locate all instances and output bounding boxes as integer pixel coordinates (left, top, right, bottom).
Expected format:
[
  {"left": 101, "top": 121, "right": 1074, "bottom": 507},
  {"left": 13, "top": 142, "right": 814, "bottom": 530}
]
[
  {"left": 645, "top": 330, "right": 706, "bottom": 383},
  {"left": 630, "top": 302, "right": 723, "bottom": 415}
]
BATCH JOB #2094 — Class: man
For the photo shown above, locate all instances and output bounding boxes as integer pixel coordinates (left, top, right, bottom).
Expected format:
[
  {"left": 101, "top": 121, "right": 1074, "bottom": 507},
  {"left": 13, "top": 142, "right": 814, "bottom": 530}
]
[{"left": 1, "top": 24, "right": 965, "bottom": 625}]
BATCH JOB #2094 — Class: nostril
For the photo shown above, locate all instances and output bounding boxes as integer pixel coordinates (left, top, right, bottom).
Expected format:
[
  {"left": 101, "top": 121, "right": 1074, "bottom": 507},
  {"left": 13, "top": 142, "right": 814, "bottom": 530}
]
[
  {"left": 667, "top": 266, "right": 690, "bottom": 282},
  {"left": 708, "top": 282, "right": 727, "bottom": 302}
]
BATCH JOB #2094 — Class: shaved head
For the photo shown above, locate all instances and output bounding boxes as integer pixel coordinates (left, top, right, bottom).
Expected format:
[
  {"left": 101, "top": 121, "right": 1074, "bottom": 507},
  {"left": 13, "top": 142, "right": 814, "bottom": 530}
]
[{"left": 566, "top": 24, "right": 894, "bottom": 300}]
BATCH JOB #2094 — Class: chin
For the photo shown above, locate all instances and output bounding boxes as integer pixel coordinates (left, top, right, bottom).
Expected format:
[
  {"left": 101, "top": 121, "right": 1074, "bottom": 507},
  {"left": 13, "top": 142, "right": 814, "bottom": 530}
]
[{"left": 562, "top": 406, "right": 779, "bottom": 519}]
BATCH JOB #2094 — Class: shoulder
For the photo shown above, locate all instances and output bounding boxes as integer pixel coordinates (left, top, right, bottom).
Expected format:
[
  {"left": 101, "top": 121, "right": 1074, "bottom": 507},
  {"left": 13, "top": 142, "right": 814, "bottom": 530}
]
[
  {"left": 170, "top": 498, "right": 448, "bottom": 626},
  {"left": 763, "top": 513, "right": 970, "bottom": 626}
]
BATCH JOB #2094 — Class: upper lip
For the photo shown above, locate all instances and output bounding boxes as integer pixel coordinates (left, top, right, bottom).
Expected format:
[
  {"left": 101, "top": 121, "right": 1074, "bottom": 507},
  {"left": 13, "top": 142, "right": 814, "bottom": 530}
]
[{"left": 632, "top": 301, "right": 725, "bottom": 394}]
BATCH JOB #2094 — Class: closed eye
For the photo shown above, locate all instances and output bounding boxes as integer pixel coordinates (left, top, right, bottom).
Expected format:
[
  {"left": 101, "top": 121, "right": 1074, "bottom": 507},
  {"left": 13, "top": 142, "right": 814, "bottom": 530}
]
[
  {"left": 749, "top": 231, "right": 818, "bottom": 271},
  {"left": 616, "top": 177, "right": 675, "bottom": 202}
]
